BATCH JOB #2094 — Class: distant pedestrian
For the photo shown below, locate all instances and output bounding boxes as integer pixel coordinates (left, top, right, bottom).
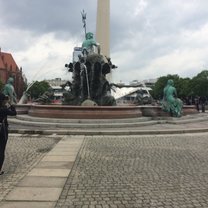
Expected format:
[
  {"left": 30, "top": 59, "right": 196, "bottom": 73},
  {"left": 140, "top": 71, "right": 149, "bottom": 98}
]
[
  {"left": 0, "top": 93, "right": 16, "bottom": 175},
  {"left": 199, "top": 96, "right": 206, "bottom": 113},
  {"left": 195, "top": 96, "right": 200, "bottom": 112}
]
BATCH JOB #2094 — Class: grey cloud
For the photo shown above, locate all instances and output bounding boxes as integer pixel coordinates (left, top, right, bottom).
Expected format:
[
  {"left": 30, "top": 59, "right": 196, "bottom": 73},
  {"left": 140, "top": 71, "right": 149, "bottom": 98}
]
[
  {"left": 0, "top": 0, "right": 96, "bottom": 39},
  {"left": 111, "top": 0, "right": 208, "bottom": 49},
  {"left": 1, "top": 0, "right": 208, "bottom": 83},
  {"left": 110, "top": 0, "right": 208, "bottom": 67}
]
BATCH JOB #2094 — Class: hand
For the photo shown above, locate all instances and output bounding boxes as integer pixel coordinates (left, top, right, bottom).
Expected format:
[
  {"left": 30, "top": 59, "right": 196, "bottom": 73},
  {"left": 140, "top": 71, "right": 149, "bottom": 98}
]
[{"left": 10, "top": 105, "right": 16, "bottom": 110}]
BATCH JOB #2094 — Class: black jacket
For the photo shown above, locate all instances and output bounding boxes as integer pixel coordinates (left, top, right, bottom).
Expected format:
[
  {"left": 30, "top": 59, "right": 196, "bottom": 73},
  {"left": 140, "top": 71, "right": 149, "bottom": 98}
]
[{"left": 0, "top": 105, "right": 17, "bottom": 139}]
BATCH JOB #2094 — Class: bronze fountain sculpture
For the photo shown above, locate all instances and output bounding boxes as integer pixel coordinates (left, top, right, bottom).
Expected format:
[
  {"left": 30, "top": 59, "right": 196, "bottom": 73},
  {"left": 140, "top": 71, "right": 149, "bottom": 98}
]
[
  {"left": 63, "top": 11, "right": 116, "bottom": 106},
  {"left": 15, "top": 11, "right": 197, "bottom": 119}
]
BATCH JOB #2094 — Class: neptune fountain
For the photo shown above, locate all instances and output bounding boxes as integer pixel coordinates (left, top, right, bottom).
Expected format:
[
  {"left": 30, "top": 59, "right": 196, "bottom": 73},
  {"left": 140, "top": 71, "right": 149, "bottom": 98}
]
[
  {"left": 63, "top": 31, "right": 116, "bottom": 106},
  {"left": 15, "top": 11, "right": 197, "bottom": 119}
]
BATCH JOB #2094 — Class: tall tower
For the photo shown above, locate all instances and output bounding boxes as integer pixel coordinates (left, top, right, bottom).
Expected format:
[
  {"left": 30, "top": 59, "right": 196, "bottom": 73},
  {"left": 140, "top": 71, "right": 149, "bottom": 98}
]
[{"left": 96, "top": 0, "right": 110, "bottom": 58}]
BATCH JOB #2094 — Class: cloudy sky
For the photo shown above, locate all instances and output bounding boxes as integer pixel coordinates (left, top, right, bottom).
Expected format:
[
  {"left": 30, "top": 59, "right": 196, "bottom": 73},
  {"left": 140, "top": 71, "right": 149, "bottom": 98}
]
[{"left": 1, "top": 0, "right": 208, "bottom": 84}]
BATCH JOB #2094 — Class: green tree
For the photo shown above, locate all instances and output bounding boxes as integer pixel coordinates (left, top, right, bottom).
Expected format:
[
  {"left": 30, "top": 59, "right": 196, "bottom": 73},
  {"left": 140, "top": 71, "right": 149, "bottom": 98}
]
[
  {"left": 27, "top": 81, "right": 50, "bottom": 100},
  {"left": 177, "top": 77, "right": 191, "bottom": 98},
  {"left": 152, "top": 74, "right": 180, "bottom": 100},
  {"left": 190, "top": 70, "right": 208, "bottom": 97}
]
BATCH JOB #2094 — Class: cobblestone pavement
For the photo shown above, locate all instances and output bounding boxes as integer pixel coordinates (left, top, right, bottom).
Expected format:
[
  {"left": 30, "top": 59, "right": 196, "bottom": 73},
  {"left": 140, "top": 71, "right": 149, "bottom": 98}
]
[
  {"left": 0, "top": 134, "right": 60, "bottom": 201},
  {"left": 56, "top": 134, "right": 208, "bottom": 208}
]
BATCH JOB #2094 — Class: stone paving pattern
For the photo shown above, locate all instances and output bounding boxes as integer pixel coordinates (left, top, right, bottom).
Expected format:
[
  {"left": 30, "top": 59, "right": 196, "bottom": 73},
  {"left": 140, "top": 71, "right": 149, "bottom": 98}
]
[
  {"left": 56, "top": 134, "right": 208, "bottom": 208},
  {"left": 1, "top": 133, "right": 208, "bottom": 208},
  {"left": 0, "top": 134, "right": 60, "bottom": 202}
]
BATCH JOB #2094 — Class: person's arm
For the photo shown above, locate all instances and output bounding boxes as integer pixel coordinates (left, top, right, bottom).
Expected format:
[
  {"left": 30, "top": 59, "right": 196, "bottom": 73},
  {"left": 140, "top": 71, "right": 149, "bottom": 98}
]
[
  {"left": 8, "top": 105, "right": 17, "bottom": 116},
  {"left": 0, "top": 105, "right": 17, "bottom": 116}
]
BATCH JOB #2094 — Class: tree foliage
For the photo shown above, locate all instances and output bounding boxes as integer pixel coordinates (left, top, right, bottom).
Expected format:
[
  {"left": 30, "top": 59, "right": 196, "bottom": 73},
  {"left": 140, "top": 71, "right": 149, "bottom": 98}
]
[
  {"left": 27, "top": 81, "right": 50, "bottom": 100},
  {"left": 152, "top": 70, "right": 208, "bottom": 100},
  {"left": 190, "top": 70, "right": 208, "bottom": 97},
  {"left": 152, "top": 74, "right": 180, "bottom": 99}
]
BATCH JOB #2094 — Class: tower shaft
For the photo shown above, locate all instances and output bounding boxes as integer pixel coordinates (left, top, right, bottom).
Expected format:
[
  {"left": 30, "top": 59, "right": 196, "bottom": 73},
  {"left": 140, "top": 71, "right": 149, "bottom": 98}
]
[
  {"left": 96, "top": 0, "right": 110, "bottom": 58},
  {"left": 96, "top": 0, "right": 111, "bottom": 81}
]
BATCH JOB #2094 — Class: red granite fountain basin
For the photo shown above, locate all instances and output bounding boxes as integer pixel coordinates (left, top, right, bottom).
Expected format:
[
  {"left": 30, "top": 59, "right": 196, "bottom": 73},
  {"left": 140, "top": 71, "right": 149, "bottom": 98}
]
[
  {"left": 15, "top": 104, "right": 198, "bottom": 119},
  {"left": 27, "top": 104, "right": 142, "bottom": 119}
]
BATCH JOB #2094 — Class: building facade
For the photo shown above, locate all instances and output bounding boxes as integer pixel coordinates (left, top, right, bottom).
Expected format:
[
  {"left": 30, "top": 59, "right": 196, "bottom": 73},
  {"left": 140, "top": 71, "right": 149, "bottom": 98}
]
[
  {"left": 45, "top": 78, "right": 68, "bottom": 87},
  {"left": 45, "top": 78, "right": 68, "bottom": 103},
  {"left": 0, "top": 49, "right": 25, "bottom": 99}
]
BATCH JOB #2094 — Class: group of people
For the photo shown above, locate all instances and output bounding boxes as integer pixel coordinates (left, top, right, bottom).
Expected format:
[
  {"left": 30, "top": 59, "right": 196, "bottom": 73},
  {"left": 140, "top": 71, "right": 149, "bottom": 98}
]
[
  {"left": 195, "top": 96, "right": 206, "bottom": 112},
  {"left": 0, "top": 77, "right": 17, "bottom": 175},
  {"left": 183, "top": 96, "right": 207, "bottom": 112}
]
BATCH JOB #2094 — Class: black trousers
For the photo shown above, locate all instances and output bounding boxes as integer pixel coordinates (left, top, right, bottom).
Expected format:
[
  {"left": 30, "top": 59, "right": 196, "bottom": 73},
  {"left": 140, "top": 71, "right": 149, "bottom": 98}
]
[{"left": 0, "top": 130, "right": 8, "bottom": 171}]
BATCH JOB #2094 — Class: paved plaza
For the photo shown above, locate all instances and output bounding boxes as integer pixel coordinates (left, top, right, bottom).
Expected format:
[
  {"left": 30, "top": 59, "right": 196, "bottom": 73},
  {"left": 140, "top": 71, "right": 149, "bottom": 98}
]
[
  {"left": 0, "top": 133, "right": 208, "bottom": 207},
  {"left": 0, "top": 134, "right": 60, "bottom": 202}
]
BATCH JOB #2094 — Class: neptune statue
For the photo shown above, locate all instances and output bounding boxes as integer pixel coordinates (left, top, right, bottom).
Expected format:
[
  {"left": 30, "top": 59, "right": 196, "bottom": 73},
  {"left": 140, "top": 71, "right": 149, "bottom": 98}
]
[{"left": 63, "top": 11, "right": 116, "bottom": 106}]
